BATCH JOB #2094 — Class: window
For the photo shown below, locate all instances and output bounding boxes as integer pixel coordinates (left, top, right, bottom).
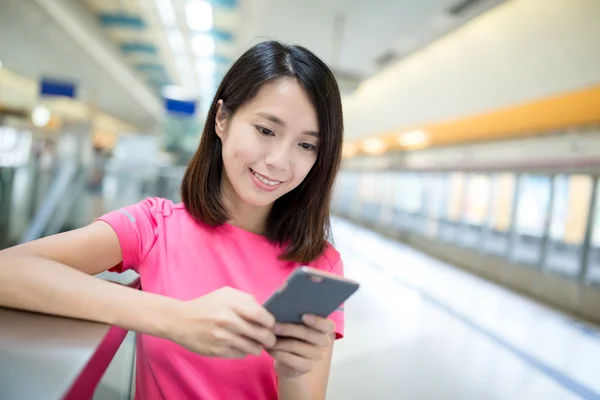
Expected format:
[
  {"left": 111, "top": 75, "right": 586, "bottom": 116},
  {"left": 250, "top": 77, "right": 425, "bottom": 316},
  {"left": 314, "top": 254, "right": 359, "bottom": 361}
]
[
  {"left": 464, "top": 174, "right": 492, "bottom": 225},
  {"left": 586, "top": 178, "right": 600, "bottom": 285},
  {"left": 447, "top": 173, "right": 465, "bottom": 221},
  {"left": 488, "top": 173, "right": 516, "bottom": 232},
  {"left": 549, "top": 175, "right": 592, "bottom": 245},
  {"left": 545, "top": 175, "right": 593, "bottom": 276},
  {"left": 514, "top": 174, "right": 552, "bottom": 237},
  {"left": 511, "top": 174, "right": 552, "bottom": 266}
]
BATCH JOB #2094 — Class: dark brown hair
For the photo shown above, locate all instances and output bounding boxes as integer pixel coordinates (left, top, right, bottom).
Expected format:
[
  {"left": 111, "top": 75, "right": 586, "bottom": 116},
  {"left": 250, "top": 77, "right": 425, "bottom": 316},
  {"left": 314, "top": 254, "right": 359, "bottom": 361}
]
[{"left": 181, "top": 40, "right": 344, "bottom": 263}]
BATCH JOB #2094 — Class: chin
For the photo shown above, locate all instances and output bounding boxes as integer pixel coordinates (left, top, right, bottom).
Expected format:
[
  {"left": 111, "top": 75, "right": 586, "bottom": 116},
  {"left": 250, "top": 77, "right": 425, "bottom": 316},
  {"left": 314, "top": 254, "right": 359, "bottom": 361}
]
[{"left": 240, "top": 191, "right": 280, "bottom": 208}]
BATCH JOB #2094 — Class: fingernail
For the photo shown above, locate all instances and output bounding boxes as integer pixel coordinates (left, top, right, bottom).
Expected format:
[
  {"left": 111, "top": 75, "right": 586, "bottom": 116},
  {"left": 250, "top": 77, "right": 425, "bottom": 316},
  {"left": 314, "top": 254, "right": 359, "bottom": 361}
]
[
  {"left": 273, "top": 324, "right": 282, "bottom": 334},
  {"left": 303, "top": 315, "right": 315, "bottom": 324}
]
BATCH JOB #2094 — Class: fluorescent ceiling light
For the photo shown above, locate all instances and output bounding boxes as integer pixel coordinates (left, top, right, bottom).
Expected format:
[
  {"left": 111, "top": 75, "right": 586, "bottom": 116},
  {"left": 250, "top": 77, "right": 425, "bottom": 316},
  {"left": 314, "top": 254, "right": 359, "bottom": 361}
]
[
  {"left": 32, "top": 106, "right": 51, "bottom": 128},
  {"left": 185, "top": 1, "right": 213, "bottom": 32},
  {"left": 162, "top": 85, "right": 197, "bottom": 101},
  {"left": 191, "top": 34, "right": 215, "bottom": 57},
  {"left": 362, "top": 138, "right": 387, "bottom": 154},
  {"left": 167, "top": 31, "right": 186, "bottom": 53},
  {"left": 155, "top": 0, "right": 177, "bottom": 27},
  {"left": 197, "top": 58, "right": 216, "bottom": 75},
  {"left": 397, "top": 130, "right": 430, "bottom": 147}
]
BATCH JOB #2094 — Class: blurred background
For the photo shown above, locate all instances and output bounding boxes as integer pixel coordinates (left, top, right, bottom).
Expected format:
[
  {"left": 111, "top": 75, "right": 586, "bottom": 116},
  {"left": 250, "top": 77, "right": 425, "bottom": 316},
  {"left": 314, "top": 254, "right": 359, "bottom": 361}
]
[{"left": 1, "top": 0, "right": 599, "bottom": 399}]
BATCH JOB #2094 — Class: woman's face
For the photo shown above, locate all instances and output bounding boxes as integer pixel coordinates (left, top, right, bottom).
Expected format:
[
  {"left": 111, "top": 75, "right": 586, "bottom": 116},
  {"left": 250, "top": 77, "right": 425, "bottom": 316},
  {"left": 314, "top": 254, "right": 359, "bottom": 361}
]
[{"left": 216, "top": 79, "right": 319, "bottom": 209}]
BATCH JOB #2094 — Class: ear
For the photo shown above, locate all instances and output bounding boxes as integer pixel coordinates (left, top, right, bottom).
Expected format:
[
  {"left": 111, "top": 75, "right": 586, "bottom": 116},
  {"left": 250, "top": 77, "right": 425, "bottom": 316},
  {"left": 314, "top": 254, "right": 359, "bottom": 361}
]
[{"left": 215, "top": 100, "right": 227, "bottom": 139}]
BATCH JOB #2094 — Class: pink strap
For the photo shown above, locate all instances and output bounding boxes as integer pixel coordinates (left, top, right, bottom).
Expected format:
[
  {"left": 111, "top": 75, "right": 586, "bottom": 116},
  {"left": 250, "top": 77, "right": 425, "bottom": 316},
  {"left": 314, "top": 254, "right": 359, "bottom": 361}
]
[
  {"left": 63, "top": 278, "right": 141, "bottom": 399},
  {"left": 63, "top": 325, "right": 130, "bottom": 400}
]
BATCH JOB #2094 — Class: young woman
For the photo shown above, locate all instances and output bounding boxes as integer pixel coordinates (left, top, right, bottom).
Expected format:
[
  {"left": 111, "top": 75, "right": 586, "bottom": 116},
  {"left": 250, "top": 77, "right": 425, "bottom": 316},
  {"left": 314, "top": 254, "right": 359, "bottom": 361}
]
[{"left": 0, "top": 40, "right": 344, "bottom": 400}]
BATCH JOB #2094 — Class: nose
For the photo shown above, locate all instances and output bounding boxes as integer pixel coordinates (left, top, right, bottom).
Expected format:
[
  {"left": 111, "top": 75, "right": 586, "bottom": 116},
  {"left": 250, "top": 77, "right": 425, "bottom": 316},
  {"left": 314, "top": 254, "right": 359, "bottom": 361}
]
[{"left": 264, "top": 143, "right": 290, "bottom": 171}]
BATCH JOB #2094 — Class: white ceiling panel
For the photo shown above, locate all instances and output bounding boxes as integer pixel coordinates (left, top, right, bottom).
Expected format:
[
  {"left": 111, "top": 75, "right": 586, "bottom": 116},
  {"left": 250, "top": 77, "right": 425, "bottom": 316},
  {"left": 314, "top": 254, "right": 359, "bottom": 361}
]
[{"left": 0, "top": 0, "right": 162, "bottom": 130}]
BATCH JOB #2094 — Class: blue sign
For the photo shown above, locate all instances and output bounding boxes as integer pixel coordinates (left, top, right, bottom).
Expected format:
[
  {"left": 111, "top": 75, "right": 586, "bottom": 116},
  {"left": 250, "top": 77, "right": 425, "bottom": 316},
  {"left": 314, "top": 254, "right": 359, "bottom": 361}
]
[
  {"left": 164, "top": 98, "right": 197, "bottom": 116},
  {"left": 40, "top": 78, "right": 77, "bottom": 99}
]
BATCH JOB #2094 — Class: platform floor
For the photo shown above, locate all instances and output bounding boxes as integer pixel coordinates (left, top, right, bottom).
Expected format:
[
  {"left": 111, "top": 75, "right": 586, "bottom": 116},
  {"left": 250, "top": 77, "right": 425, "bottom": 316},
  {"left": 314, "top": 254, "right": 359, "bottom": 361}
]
[{"left": 327, "top": 218, "right": 600, "bottom": 400}]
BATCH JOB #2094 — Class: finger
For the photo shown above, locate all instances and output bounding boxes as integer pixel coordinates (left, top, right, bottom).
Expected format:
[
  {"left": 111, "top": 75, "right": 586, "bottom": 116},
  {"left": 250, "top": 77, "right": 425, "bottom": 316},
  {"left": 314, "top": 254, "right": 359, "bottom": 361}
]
[
  {"left": 270, "top": 338, "right": 322, "bottom": 360},
  {"left": 233, "top": 299, "right": 276, "bottom": 329},
  {"left": 229, "top": 314, "right": 277, "bottom": 349},
  {"left": 273, "top": 323, "right": 329, "bottom": 347},
  {"left": 216, "top": 329, "right": 263, "bottom": 357},
  {"left": 302, "top": 314, "right": 335, "bottom": 334},
  {"left": 220, "top": 349, "right": 247, "bottom": 359},
  {"left": 269, "top": 351, "right": 312, "bottom": 374}
]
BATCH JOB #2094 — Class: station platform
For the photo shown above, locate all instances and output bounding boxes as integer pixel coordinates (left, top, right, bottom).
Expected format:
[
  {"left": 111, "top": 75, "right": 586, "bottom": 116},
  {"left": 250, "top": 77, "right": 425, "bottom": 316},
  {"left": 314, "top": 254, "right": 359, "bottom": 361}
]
[{"left": 327, "top": 217, "right": 600, "bottom": 400}]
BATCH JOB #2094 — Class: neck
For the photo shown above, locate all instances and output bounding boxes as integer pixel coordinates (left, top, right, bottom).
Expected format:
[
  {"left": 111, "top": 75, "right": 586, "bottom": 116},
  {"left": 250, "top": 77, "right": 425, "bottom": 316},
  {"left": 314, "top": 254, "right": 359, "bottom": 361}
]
[{"left": 221, "top": 178, "right": 272, "bottom": 235}]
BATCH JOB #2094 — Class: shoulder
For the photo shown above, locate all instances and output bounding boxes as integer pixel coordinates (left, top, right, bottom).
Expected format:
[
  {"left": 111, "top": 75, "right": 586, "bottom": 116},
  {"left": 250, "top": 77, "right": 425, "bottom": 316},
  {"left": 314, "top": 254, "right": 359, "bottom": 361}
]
[
  {"left": 101, "top": 197, "right": 188, "bottom": 230},
  {"left": 308, "top": 241, "right": 341, "bottom": 272},
  {"left": 123, "top": 197, "right": 187, "bottom": 221},
  {"left": 136, "top": 197, "right": 186, "bottom": 216}
]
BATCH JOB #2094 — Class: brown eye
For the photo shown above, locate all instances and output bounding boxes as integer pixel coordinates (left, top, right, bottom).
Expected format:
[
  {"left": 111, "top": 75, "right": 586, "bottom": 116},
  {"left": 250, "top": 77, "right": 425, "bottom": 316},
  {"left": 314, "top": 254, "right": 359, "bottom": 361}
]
[
  {"left": 300, "top": 143, "right": 317, "bottom": 152},
  {"left": 255, "top": 126, "right": 274, "bottom": 136}
]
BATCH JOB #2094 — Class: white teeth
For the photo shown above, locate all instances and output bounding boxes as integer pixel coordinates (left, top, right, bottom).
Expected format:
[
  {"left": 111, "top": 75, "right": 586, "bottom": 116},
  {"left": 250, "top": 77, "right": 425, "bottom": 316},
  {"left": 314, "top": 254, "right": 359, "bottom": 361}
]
[{"left": 252, "top": 170, "right": 281, "bottom": 186}]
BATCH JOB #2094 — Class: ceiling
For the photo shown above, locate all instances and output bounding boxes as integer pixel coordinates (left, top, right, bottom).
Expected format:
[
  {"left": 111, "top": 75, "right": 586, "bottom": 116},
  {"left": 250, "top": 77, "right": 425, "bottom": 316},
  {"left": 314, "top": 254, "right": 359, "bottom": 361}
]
[
  {"left": 0, "top": 0, "right": 506, "bottom": 133},
  {"left": 0, "top": 0, "right": 161, "bottom": 131}
]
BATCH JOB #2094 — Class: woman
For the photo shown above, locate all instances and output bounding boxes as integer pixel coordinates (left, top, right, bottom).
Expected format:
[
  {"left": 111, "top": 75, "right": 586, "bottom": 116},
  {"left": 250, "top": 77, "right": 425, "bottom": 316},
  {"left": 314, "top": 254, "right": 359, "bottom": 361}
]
[{"left": 0, "top": 40, "right": 344, "bottom": 399}]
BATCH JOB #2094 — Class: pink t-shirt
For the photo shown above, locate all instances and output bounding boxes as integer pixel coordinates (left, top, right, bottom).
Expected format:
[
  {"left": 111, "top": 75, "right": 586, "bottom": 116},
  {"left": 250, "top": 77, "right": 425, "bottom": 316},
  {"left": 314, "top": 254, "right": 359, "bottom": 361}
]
[{"left": 98, "top": 197, "right": 344, "bottom": 400}]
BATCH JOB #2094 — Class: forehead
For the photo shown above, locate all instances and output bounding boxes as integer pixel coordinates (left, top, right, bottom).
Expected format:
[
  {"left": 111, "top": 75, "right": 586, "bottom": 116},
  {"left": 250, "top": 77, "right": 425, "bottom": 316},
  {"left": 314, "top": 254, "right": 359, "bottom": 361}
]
[{"left": 240, "top": 79, "right": 319, "bottom": 133}]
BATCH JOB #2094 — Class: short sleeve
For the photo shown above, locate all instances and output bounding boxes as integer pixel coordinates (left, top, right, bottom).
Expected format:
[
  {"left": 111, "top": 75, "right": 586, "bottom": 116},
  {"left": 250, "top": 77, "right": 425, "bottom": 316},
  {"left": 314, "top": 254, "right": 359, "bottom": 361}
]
[
  {"left": 96, "top": 198, "right": 160, "bottom": 273},
  {"left": 310, "top": 244, "right": 346, "bottom": 340},
  {"left": 327, "top": 258, "right": 345, "bottom": 340}
]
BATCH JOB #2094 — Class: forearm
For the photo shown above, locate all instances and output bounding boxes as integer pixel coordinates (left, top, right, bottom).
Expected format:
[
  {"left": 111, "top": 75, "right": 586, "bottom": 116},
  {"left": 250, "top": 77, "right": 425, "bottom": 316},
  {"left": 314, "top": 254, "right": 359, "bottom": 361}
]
[
  {"left": 0, "top": 255, "right": 180, "bottom": 339},
  {"left": 278, "top": 376, "right": 314, "bottom": 400}
]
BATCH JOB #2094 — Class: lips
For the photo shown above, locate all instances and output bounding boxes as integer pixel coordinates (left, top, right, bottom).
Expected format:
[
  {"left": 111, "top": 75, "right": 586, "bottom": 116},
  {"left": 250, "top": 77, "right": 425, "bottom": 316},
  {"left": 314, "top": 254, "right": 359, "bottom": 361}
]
[{"left": 250, "top": 168, "right": 284, "bottom": 186}]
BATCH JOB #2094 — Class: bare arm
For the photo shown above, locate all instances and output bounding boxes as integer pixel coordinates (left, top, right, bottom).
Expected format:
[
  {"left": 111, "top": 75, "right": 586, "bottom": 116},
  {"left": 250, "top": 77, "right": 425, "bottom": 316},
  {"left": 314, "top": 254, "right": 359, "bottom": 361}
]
[
  {"left": 277, "top": 336, "right": 334, "bottom": 400},
  {"left": 0, "top": 221, "right": 178, "bottom": 338},
  {"left": 0, "top": 221, "right": 277, "bottom": 357}
]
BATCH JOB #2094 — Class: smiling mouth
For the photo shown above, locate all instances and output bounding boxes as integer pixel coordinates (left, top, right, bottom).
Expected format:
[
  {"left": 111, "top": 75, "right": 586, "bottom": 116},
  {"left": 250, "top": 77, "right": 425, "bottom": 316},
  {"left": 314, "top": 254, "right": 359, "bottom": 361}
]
[{"left": 250, "top": 168, "right": 284, "bottom": 186}]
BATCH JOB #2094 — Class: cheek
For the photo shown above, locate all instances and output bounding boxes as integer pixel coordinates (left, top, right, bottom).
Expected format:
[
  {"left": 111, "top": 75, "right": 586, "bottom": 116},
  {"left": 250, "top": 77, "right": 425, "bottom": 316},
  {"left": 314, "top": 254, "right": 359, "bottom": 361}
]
[
  {"left": 222, "top": 128, "right": 257, "bottom": 166},
  {"left": 291, "top": 156, "right": 317, "bottom": 185}
]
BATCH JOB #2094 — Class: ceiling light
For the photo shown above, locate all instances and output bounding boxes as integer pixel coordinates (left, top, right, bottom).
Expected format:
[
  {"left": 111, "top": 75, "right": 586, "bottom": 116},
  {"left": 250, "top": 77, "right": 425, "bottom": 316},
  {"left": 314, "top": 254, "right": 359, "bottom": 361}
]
[
  {"left": 162, "top": 85, "right": 197, "bottom": 101},
  {"left": 168, "top": 31, "right": 186, "bottom": 53},
  {"left": 396, "top": 130, "right": 430, "bottom": 147},
  {"left": 362, "top": 138, "right": 387, "bottom": 155},
  {"left": 32, "top": 106, "right": 51, "bottom": 128},
  {"left": 155, "top": 0, "right": 177, "bottom": 27},
  {"left": 191, "top": 34, "right": 215, "bottom": 57},
  {"left": 197, "top": 58, "right": 216, "bottom": 75},
  {"left": 185, "top": 1, "right": 213, "bottom": 32}
]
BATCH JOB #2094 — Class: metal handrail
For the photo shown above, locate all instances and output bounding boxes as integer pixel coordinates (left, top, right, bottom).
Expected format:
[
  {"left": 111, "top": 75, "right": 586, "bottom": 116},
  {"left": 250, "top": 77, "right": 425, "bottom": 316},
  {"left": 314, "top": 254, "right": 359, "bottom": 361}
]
[
  {"left": 20, "top": 162, "right": 79, "bottom": 243},
  {"left": 0, "top": 277, "right": 140, "bottom": 400}
]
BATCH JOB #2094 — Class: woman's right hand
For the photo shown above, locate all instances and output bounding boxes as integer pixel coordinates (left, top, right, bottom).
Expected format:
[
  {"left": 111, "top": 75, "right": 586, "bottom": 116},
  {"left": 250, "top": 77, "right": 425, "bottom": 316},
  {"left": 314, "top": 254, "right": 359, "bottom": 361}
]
[{"left": 169, "top": 286, "right": 277, "bottom": 359}]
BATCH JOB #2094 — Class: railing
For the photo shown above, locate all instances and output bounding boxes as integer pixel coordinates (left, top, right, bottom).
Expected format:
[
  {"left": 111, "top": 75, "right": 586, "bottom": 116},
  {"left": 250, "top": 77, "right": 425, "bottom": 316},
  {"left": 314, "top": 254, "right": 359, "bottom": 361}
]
[
  {"left": 0, "top": 277, "right": 140, "bottom": 400},
  {"left": 20, "top": 161, "right": 83, "bottom": 244}
]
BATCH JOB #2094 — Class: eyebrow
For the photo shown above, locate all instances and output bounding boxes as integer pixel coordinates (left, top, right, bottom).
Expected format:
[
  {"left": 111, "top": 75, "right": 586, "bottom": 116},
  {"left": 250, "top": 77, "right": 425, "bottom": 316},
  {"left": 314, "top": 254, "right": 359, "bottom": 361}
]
[{"left": 256, "top": 112, "right": 319, "bottom": 138}]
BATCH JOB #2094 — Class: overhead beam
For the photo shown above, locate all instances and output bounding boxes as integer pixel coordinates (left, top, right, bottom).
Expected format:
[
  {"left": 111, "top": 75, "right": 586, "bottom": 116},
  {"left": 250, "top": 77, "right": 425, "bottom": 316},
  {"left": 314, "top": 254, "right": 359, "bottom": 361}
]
[
  {"left": 347, "top": 84, "right": 600, "bottom": 157},
  {"left": 33, "top": 0, "right": 163, "bottom": 122}
]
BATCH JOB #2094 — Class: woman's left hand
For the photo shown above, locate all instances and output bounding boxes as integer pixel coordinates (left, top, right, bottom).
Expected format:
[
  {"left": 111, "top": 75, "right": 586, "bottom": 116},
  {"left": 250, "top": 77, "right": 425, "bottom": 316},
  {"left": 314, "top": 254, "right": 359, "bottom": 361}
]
[{"left": 268, "top": 314, "right": 335, "bottom": 379}]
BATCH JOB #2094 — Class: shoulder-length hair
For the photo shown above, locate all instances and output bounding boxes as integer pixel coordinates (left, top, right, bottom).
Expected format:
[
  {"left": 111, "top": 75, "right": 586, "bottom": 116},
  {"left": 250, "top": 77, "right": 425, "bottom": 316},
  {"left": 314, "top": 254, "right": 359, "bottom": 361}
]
[{"left": 181, "top": 40, "right": 344, "bottom": 263}]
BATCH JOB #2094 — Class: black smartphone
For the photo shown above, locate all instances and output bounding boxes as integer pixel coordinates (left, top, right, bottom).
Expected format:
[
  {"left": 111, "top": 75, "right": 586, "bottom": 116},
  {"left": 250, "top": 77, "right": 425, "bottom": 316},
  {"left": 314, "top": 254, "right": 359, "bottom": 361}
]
[{"left": 263, "top": 266, "right": 360, "bottom": 324}]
